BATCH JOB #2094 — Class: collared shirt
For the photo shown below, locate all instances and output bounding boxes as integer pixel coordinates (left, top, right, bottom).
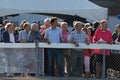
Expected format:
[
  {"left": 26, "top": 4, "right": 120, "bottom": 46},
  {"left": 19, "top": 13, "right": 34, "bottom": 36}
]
[
  {"left": 68, "top": 30, "right": 89, "bottom": 43},
  {"left": 9, "top": 32, "right": 15, "bottom": 43},
  {"left": 19, "top": 30, "right": 30, "bottom": 41},
  {"left": 44, "top": 27, "right": 62, "bottom": 43},
  {"left": 93, "top": 28, "right": 113, "bottom": 55},
  {"left": 93, "top": 28, "right": 113, "bottom": 44},
  {"left": 29, "top": 30, "right": 42, "bottom": 42}
]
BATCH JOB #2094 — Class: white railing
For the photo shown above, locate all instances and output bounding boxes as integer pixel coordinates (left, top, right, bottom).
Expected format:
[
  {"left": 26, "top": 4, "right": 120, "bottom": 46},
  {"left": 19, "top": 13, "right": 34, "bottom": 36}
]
[
  {"left": 0, "top": 42, "right": 119, "bottom": 78},
  {"left": 0, "top": 42, "right": 119, "bottom": 50}
]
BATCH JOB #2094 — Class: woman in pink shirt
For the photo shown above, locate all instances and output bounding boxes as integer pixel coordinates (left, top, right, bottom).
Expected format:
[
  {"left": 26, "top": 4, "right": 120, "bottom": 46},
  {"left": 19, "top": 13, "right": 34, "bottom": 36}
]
[
  {"left": 93, "top": 20, "right": 113, "bottom": 78},
  {"left": 61, "top": 22, "right": 71, "bottom": 76}
]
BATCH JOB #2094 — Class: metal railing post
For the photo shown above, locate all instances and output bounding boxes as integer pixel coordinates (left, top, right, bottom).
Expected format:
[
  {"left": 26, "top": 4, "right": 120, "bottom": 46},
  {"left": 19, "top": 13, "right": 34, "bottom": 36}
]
[
  {"left": 35, "top": 41, "right": 39, "bottom": 77},
  {"left": 102, "top": 49, "right": 106, "bottom": 79}
]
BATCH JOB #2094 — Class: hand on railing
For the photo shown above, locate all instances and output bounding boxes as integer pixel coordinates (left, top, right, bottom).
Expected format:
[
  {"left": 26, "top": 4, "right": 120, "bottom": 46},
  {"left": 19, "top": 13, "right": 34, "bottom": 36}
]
[
  {"left": 43, "top": 38, "right": 51, "bottom": 44},
  {"left": 70, "top": 41, "right": 79, "bottom": 47},
  {"left": 86, "top": 40, "right": 90, "bottom": 45}
]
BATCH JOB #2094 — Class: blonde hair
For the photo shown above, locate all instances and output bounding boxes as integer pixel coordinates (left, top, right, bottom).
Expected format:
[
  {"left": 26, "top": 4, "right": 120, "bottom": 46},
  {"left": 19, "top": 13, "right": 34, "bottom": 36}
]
[
  {"left": 61, "top": 22, "right": 68, "bottom": 27},
  {"left": 5, "top": 23, "right": 12, "bottom": 31}
]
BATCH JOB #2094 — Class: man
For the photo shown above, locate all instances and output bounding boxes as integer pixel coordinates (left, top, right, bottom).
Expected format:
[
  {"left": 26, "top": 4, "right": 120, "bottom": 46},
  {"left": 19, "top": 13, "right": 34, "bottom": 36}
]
[
  {"left": 18, "top": 22, "right": 31, "bottom": 77},
  {"left": 2, "top": 23, "right": 16, "bottom": 43},
  {"left": 29, "top": 23, "right": 42, "bottom": 42},
  {"left": 93, "top": 20, "right": 113, "bottom": 78},
  {"left": 68, "top": 21, "right": 90, "bottom": 77},
  {"left": 29, "top": 23, "right": 44, "bottom": 76},
  {"left": 44, "top": 17, "right": 64, "bottom": 77}
]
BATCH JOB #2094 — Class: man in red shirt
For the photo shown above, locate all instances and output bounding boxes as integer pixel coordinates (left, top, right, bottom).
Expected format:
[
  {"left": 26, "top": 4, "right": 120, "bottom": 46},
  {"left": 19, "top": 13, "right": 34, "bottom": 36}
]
[{"left": 93, "top": 20, "right": 113, "bottom": 78}]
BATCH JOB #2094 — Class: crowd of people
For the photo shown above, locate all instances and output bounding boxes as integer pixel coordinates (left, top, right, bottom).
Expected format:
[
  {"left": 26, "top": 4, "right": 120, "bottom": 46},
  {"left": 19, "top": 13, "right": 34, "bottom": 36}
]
[{"left": 0, "top": 17, "right": 120, "bottom": 78}]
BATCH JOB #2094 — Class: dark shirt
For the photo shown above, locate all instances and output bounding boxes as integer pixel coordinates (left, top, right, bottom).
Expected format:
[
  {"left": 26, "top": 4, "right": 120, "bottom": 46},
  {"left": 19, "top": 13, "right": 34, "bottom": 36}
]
[
  {"left": 0, "top": 27, "right": 5, "bottom": 41},
  {"left": 2, "top": 31, "right": 16, "bottom": 43},
  {"left": 29, "top": 30, "right": 42, "bottom": 42}
]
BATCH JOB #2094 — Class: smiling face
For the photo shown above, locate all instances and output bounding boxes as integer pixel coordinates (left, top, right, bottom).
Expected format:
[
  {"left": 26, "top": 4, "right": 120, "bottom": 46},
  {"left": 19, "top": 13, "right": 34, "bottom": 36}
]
[
  {"left": 74, "top": 22, "right": 83, "bottom": 32},
  {"left": 61, "top": 22, "right": 68, "bottom": 31},
  {"left": 50, "top": 17, "right": 58, "bottom": 29},
  {"left": 51, "top": 20, "right": 58, "bottom": 29},
  {"left": 101, "top": 20, "right": 108, "bottom": 30}
]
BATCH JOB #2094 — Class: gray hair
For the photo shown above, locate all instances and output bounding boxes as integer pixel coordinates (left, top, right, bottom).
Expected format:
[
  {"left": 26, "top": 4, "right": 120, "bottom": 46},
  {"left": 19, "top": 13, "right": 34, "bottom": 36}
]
[
  {"left": 44, "top": 18, "right": 50, "bottom": 24},
  {"left": 31, "top": 23, "right": 38, "bottom": 29},
  {"left": 74, "top": 21, "right": 83, "bottom": 28}
]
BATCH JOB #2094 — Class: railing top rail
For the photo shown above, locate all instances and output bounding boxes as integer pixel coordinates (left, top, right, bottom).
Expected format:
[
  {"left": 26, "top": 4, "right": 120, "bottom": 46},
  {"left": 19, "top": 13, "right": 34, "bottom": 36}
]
[{"left": 0, "top": 43, "right": 119, "bottom": 50}]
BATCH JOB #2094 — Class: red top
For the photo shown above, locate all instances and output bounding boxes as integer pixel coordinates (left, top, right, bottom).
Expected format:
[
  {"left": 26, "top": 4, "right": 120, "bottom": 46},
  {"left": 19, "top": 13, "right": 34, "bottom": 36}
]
[
  {"left": 93, "top": 28, "right": 113, "bottom": 55},
  {"left": 84, "top": 36, "right": 93, "bottom": 56}
]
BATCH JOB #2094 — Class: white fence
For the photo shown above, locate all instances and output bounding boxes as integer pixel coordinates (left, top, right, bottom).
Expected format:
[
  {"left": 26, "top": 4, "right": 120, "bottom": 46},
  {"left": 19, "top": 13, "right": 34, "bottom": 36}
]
[
  {"left": 0, "top": 42, "right": 119, "bottom": 50},
  {"left": 0, "top": 42, "right": 119, "bottom": 78}
]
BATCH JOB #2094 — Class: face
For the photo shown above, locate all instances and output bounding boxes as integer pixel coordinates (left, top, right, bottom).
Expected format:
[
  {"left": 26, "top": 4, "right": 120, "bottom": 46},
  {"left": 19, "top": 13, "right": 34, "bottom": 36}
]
[
  {"left": 116, "top": 26, "right": 120, "bottom": 33},
  {"left": 7, "top": 25, "right": 13, "bottom": 33},
  {"left": 61, "top": 23, "right": 68, "bottom": 31},
  {"left": 87, "top": 28, "right": 91, "bottom": 35},
  {"left": 51, "top": 20, "right": 58, "bottom": 28},
  {"left": 102, "top": 21, "right": 108, "bottom": 30},
  {"left": 25, "top": 25, "right": 31, "bottom": 32},
  {"left": 45, "top": 20, "right": 50, "bottom": 27},
  {"left": 75, "top": 23, "right": 83, "bottom": 32},
  {"left": 33, "top": 24, "right": 38, "bottom": 31}
]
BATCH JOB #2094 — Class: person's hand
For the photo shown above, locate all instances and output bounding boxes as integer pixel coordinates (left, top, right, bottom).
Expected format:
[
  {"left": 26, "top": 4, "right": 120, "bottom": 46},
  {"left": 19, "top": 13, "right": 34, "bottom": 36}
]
[
  {"left": 33, "top": 40, "right": 39, "bottom": 43},
  {"left": 43, "top": 38, "right": 51, "bottom": 44},
  {"left": 20, "top": 40, "right": 27, "bottom": 43},
  {"left": 74, "top": 42, "right": 79, "bottom": 47},
  {"left": 86, "top": 40, "right": 90, "bottom": 45},
  {"left": 110, "top": 40, "right": 114, "bottom": 45},
  {"left": 47, "top": 40, "right": 51, "bottom": 44}
]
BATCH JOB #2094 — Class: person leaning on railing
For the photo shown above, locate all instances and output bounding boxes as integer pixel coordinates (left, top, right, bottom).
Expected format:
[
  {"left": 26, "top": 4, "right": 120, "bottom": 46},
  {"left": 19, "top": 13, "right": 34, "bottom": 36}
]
[
  {"left": 68, "top": 21, "right": 90, "bottom": 77},
  {"left": 2, "top": 23, "right": 17, "bottom": 77},
  {"left": 61, "top": 22, "right": 71, "bottom": 76},
  {"left": 18, "top": 22, "right": 31, "bottom": 77},
  {"left": 93, "top": 20, "right": 113, "bottom": 78},
  {"left": 44, "top": 17, "right": 64, "bottom": 77}
]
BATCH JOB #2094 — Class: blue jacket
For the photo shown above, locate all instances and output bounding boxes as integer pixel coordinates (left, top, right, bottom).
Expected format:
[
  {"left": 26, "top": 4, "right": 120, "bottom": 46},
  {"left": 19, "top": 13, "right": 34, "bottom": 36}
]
[{"left": 2, "top": 31, "right": 16, "bottom": 43}]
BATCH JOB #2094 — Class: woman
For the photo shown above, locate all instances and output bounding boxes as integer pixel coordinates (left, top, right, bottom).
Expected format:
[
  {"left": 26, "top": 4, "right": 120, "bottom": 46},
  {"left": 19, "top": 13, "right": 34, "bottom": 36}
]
[
  {"left": 84, "top": 27, "right": 94, "bottom": 78},
  {"left": 2, "top": 23, "right": 17, "bottom": 77},
  {"left": 110, "top": 24, "right": 120, "bottom": 71}
]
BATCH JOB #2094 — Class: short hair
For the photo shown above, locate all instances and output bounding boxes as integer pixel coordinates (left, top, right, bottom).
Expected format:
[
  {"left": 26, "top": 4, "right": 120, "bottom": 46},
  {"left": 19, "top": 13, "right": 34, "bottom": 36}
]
[
  {"left": 74, "top": 21, "right": 83, "bottom": 28},
  {"left": 5, "top": 23, "right": 12, "bottom": 30},
  {"left": 50, "top": 17, "right": 58, "bottom": 25},
  {"left": 20, "top": 20, "right": 28, "bottom": 27},
  {"left": 31, "top": 23, "right": 38, "bottom": 29},
  {"left": 84, "top": 23, "right": 90, "bottom": 27},
  {"left": 100, "top": 20, "right": 108, "bottom": 25},
  {"left": 93, "top": 21, "right": 100, "bottom": 29},
  {"left": 23, "top": 22, "right": 30, "bottom": 29},
  {"left": 44, "top": 18, "right": 50, "bottom": 23},
  {"left": 61, "top": 22, "right": 68, "bottom": 27}
]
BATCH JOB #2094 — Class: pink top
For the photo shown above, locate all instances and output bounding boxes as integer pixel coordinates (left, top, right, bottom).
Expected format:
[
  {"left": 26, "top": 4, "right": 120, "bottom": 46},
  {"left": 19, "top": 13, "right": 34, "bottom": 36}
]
[
  {"left": 62, "top": 32, "right": 69, "bottom": 43},
  {"left": 93, "top": 28, "right": 113, "bottom": 55}
]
